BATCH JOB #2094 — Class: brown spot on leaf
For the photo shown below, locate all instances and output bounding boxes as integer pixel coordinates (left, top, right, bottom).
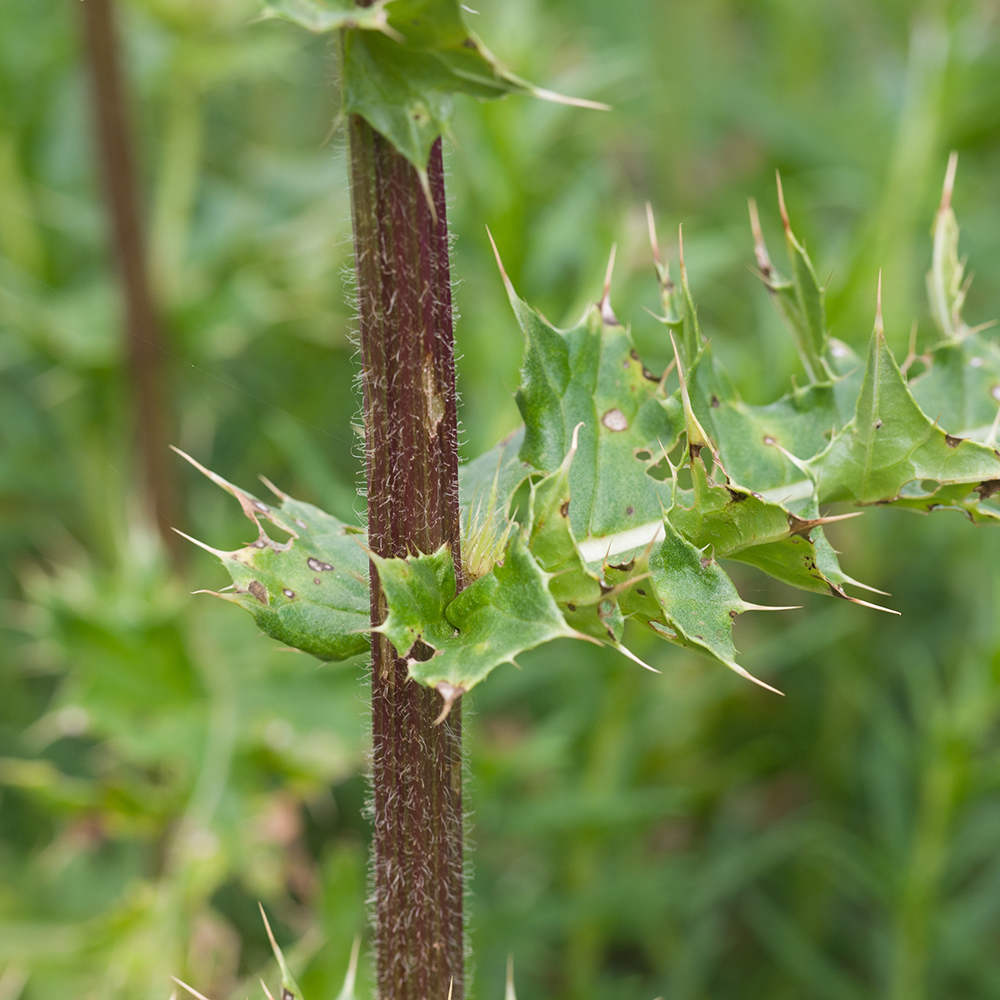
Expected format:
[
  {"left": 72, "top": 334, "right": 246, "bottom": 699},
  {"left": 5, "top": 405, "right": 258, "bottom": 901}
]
[
  {"left": 283, "top": 589, "right": 295, "bottom": 599},
  {"left": 559, "top": 500, "right": 570, "bottom": 517},
  {"left": 248, "top": 580, "right": 269, "bottom": 605},
  {"left": 729, "top": 609, "right": 738, "bottom": 618},
  {"left": 873, "top": 419, "right": 883, "bottom": 430},
  {"left": 945, "top": 434, "right": 964, "bottom": 448},
  {"left": 626, "top": 505, "right": 635, "bottom": 515},
  {"left": 976, "top": 479, "right": 1000, "bottom": 500},
  {"left": 602, "top": 408, "right": 629, "bottom": 432},
  {"left": 726, "top": 487, "right": 748, "bottom": 503},
  {"left": 314, "top": 578, "right": 321, "bottom": 585},
  {"left": 566, "top": 603, "right": 576, "bottom": 612},
  {"left": 642, "top": 366, "right": 659, "bottom": 381},
  {"left": 611, "top": 559, "right": 635, "bottom": 572},
  {"left": 308, "top": 557, "right": 334, "bottom": 572},
  {"left": 637, "top": 588, "right": 646, "bottom": 596},
  {"left": 710, "top": 395, "right": 720, "bottom": 408}
]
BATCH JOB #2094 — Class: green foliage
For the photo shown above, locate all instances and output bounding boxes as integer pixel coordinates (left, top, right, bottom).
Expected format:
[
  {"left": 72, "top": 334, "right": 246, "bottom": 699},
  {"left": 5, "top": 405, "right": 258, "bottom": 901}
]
[
  {"left": 184, "top": 172, "right": 1000, "bottom": 710},
  {"left": 269, "top": 0, "right": 603, "bottom": 179},
  {"left": 5, "top": 0, "right": 1000, "bottom": 997}
]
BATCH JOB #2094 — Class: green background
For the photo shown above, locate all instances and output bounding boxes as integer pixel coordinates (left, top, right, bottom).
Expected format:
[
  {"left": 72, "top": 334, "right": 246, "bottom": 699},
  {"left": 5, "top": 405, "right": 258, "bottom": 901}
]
[{"left": 2, "top": 0, "right": 1000, "bottom": 997}]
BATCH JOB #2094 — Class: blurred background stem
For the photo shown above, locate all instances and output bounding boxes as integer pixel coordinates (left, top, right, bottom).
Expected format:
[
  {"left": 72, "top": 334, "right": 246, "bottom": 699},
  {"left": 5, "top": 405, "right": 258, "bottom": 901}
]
[{"left": 80, "top": 0, "right": 178, "bottom": 559}]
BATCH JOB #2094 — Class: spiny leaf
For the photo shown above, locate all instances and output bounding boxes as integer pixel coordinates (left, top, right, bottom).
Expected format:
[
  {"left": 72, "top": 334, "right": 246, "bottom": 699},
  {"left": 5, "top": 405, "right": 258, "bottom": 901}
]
[
  {"left": 666, "top": 455, "right": 864, "bottom": 600},
  {"left": 374, "top": 532, "right": 577, "bottom": 699},
  {"left": 808, "top": 300, "right": 1000, "bottom": 505},
  {"left": 525, "top": 425, "right": 625, "bottom": 644},
  {"left": 258, "top": 0, "right": 395, "bottom": 34},
  {"left": 270, "top": 0, "right": 606, "bottom": 175},
  {"left": 606, "top": 520, "right": 782, "bottom": 694},
  {"left": 173, "top": 450, "right": 370, "bottom": 661},
  {"left": 496, "top": 237, "right": 683, "bottom": 539}
]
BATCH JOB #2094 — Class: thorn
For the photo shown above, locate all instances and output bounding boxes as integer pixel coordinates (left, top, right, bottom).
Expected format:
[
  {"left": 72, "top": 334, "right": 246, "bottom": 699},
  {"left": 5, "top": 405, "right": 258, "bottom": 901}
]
[
  {"left": 171, "top": 528, "right": 231, "bottom": 560},
  {"left": 526, "top": 86, "right": 611, "bottom": 112},
  {"left": 260, "top": 980, "right": 277, "bottom": 1000},
  {"left": 763, "top": 436, "right": 816, "bottom": 482},
  {"left": 190, "top": 589, "right": 240, "bottom": 601},
  {"left": 417, "top": 168, "right": 438, "bottom": 225},
  {"left": 485, "top": 226, "right": 515, "bottom": 298},
  {"left": 748, "top": 197, "right": 773, "bottom": 277},
  {"left": 941, "top": 150, "right": 958, "bottom": 213},
  {"left": 171, "top": 445, "right": 269, "bottom": 532},
  {"left": 447, "top": 977, "right": 454, "bottom": 1000},
  {"left": 787, "top": 510, "right": 864, "bottom": 537},
  {"left": 614, "top": 642, "right": 661, "bottom": 673},
  {"left": 842, "top": 577, "right": 891, "bottom": 597},
  {"left": 731, "top": 661, "right": 784, "bottom": 696},
  {"left": 566, "top": 421, "right": 584, "bottom": 463},
  {"left": 832, "top": 586, "right": 899, "bottom": 614},
  {"left": 599, "top": 244, "right": 619, "bottom": 325},
  {"left": 740, "top": 603, "right": 802, "bottom": 612},
  {"left": 505, "top": 954, "right": 517, "bottom": 1000},
  {"left": 170, "top": 978, "right": 213, "bottom": 1000},
  {"left": 775, "top": 170, "right": 790, "bottom": 232},
  {"left": 645, "top": 202, "right": 663, "bottom": 270},
  {"left": 901, "top": 319, "right": 920, "bottom": 376},
  {"left": 569, "top": 628, "right": 605, "bottom": 648},
  {"left": 875, "top": 271, "right": 884, "bottom": 337},
  {"left": 259, "top": 475, "right": 289, "bottom": 502},
  {"left": 434, "top": 682, "right": 465, "bottom": 725}
]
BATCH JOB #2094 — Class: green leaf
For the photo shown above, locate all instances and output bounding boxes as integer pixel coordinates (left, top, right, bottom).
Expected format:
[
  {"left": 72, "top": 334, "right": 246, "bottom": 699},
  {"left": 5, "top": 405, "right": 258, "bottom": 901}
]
[
  {"left": 499, "top": 245, "right": 683, "bottom": 540},
  {"left": 459, "top": 425, "right": 531, "bottom": 526},
  {"left": 606, "top": 519, "right": 781, "bottom": 693},
  {"left": 370, "top": 544, "right": 456, "bottom": 658},
  {"left": 265, "top": 0, "right": 606, "bottom": 174},
  {"left": 258, "top": 0, "right": 394, "bottom": 34},
  {"left": 374, "top": 532, "right": 577, "bottom": 697},
  {"left": 174, "top": 450, "right": 370, "bottom": 662},
  {"left": 666, "top": 455, "right": 863, "bottom": 600},
  {"left": 525, "top": 426, "right": 624, "bottom": 644},
  {"left": 808, "top": 314, "right": 1000, "bottom": 505}
]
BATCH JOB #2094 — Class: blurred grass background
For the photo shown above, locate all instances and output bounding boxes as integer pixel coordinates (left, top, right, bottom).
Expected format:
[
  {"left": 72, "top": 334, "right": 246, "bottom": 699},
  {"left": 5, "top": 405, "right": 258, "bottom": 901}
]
[{"left": 2, "top": 0, "right": 1000, "bottom": 998}]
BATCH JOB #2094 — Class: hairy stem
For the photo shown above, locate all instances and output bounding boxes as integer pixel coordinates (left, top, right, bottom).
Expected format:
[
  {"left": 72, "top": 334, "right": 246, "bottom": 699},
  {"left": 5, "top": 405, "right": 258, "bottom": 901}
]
[
  {"left": 347, "top": 113, "right": 465, "bottom": 999},
  {"left": 80, "top": 0, "right": 178, "bottom": 558}
]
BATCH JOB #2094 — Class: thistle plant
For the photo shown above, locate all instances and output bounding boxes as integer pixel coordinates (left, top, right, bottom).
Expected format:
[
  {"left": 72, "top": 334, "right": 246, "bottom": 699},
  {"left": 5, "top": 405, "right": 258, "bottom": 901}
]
[{"left": 173, "top": 2, "right": 1000, "bottom": 997}]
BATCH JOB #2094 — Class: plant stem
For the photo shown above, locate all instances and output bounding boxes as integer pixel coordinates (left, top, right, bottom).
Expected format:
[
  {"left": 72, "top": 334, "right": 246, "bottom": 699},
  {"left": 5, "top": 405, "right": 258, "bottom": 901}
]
[
  {"left": 347, "top": 114, "right": 466, "bottom": 999},
  {"left": 80, "top": 0, "right": 178, "bottom": 559}
]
